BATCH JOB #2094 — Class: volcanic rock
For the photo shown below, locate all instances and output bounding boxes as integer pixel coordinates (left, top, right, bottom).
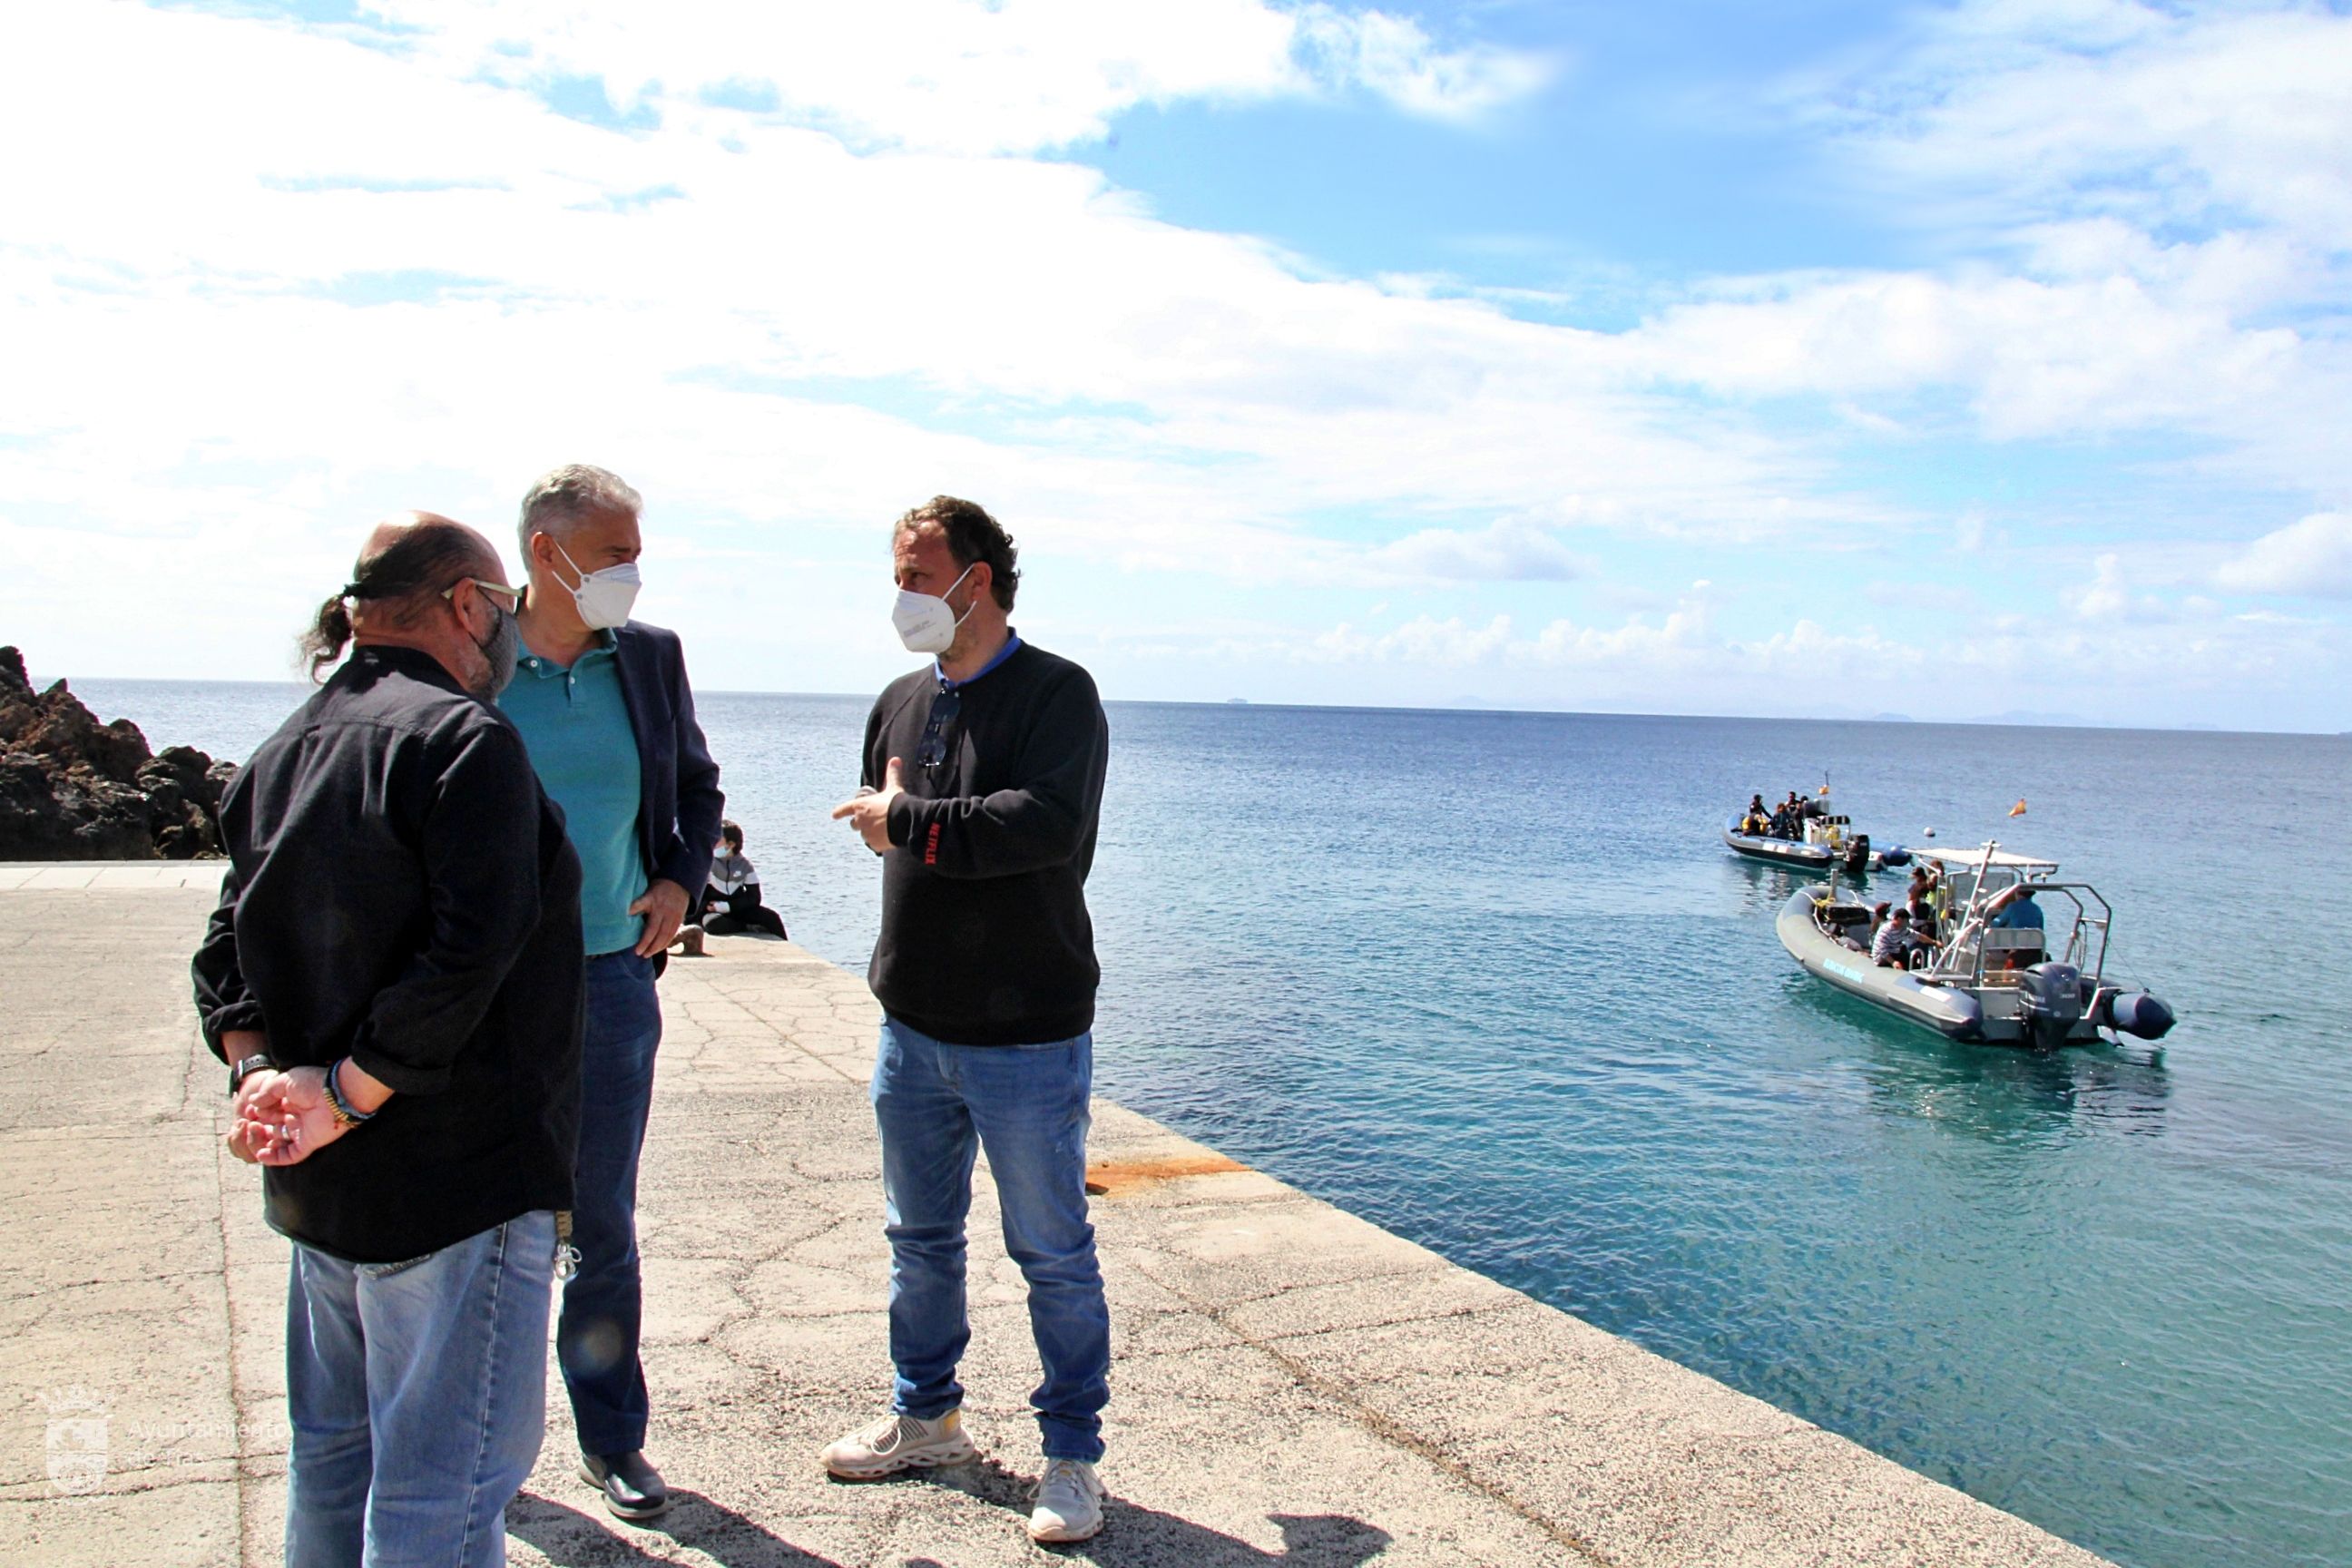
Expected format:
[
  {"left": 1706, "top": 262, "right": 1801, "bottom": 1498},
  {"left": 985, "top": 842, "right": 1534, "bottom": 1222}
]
[{"left": 0, "top": 645, "right": 230, "bottom": 860}]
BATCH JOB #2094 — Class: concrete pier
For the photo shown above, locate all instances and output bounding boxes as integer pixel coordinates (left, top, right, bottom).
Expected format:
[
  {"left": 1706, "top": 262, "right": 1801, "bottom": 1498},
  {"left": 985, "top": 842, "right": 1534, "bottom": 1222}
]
[{"left": 1, "top": 866, "right": 2110, "bottom": 1566}]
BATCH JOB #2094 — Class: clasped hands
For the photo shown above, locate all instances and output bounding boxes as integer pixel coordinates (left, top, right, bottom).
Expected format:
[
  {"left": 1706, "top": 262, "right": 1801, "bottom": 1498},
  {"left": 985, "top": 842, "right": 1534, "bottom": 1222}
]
[
  {"left": 831, "top": 757, "right": 905, "bottom": 854},
  {"left": 225, "top": 1044, "right": 391, "bottom": 1167}
]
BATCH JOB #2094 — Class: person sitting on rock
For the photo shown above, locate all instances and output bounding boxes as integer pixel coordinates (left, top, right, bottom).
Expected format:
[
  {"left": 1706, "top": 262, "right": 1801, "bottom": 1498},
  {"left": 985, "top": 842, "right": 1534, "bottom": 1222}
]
[{"left": 698, "top": 820, "right": 788, "bottom": 939}]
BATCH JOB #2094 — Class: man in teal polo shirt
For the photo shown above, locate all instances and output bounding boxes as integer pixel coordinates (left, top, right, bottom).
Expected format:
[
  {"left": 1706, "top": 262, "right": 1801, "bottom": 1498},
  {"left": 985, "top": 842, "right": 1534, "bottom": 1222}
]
[{"left": 501, "top": 464, "right": 723, "bottom": 1523}]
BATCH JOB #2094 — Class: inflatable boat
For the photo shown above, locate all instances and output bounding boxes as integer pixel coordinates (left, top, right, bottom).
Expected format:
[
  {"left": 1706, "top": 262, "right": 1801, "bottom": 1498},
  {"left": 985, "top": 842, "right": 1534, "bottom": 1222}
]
[
  {"left": 1776, "top": 843, "right": 2174, "bottom": 1047},
  {"left": 1724, "top": 812, "right": 1911, "bottom": 875}
]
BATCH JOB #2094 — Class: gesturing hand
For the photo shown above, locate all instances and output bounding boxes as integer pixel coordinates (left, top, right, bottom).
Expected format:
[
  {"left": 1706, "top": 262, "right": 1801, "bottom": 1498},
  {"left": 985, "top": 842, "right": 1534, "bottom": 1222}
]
[
  {"left": 831, "top": 757, "right": 905, "bottom": 855},
  {"left": 632, "top": 877, "right": 693, "bottom": 957}
]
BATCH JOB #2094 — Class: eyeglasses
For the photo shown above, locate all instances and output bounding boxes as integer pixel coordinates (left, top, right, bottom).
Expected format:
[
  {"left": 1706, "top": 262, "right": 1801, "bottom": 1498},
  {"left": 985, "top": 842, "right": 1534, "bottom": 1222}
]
[
  {"left": 916, "top": 684, "right": 960, "bottom": 769},
  {"left": 443, "top": 578, "right": 524, "bottom": 614}
]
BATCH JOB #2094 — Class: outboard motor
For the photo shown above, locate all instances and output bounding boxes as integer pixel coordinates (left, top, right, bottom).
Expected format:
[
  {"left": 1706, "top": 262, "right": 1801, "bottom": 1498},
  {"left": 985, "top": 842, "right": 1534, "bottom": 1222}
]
[
  {"left": 2017, "top": 962, "right": 2084, "bottom": 1049},
  {"left": 1842, "top": 833, "right": 1871, "bottom": 874}
]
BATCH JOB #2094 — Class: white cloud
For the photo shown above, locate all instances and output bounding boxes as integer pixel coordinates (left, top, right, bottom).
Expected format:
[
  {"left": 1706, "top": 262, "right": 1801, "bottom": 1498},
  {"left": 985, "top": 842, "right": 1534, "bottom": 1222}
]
[
  {"left": 1828, "top": 2, "right": 2352, "bottom": 245},
  {"left": 1594, "top": 2, "right": 2352, "bottom": 502},
  {"left": 0, "top": 0, "right": 2345, "bottom": 727},
  {"left": 1365, "top": 517, "right": 1587, "bottom": 583},
  {"left": 1308, "top": 612, "right": 1515, "bottom": 666},
  {"left": 2216, "top": 513, "right": 2352, "bottom": 598},
  {"left": 0, "top": 0, "right": 1818, "bottom": 652},
  {"left": 1514, "top": 599, "right": 1713, "bottom": 670},
  {"left": 1293, "top": 5, "right": 1557, "bottom": 122},
  {"left": 2074, "top": 553, "right": 2126, "bottom": 620},
  {"left": 362, "top": 0, "right": 1551, "bottom": 155},
  {"left": 1621, "top": 250, "right": 2312, "bottom": 450},
  {"left": 1105, "top": 586, "right": 2343, "bottom": 727}
]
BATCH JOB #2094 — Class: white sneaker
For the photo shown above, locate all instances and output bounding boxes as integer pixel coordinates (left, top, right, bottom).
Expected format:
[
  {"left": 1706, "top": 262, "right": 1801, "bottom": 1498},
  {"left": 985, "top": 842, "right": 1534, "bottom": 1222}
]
[
  {"left": 818, "top": 1409, "right": 976, "bottom": 1479},
  {"left": 1027, "top": 1457, "right": 1105, "bottom": 1544}
]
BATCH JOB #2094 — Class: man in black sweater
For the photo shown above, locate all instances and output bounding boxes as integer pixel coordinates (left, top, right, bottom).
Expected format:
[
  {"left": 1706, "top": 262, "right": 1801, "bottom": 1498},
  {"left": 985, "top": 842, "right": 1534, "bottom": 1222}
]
[
  {"left": 827, "top": 496, "right": 1112, "bottom": 1545},
  {"left": 194, "top": 514, "right": 583, "bottom": 1567}
]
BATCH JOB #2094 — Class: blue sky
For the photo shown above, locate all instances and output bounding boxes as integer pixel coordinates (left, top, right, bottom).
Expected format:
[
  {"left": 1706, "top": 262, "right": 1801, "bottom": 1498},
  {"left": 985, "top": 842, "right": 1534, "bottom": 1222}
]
[{"left": 4, "top": 0, "right": 2349, "bottom": 728}]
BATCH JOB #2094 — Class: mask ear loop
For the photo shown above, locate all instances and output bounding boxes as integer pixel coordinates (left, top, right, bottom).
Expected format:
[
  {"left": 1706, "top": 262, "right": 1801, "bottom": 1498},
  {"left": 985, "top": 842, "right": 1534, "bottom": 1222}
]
[
  {"left": 552, "top": 537, "right": 592, "bottom": 593},
  {"left": 458, "top": 582, "right": 505, "bottom": 654},
  {"left": 942, "top": 562, "right": 979, "bottom": 630}
]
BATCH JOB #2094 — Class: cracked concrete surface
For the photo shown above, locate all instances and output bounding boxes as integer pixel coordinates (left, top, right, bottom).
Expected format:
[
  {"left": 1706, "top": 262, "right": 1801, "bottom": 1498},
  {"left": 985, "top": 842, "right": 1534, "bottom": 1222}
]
[{"left": 4, "top": 869, "right": 2111, "bottom": 1566}]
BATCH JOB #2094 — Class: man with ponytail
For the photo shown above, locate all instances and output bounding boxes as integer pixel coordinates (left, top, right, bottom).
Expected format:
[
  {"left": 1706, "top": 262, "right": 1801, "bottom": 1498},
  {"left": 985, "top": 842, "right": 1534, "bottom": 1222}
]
[
  {"left": 194, "top": 513, "right": 585, "bottom": 1567},
  {"left": 500, "top": 464, "right": 723, "bottom": 1522}
]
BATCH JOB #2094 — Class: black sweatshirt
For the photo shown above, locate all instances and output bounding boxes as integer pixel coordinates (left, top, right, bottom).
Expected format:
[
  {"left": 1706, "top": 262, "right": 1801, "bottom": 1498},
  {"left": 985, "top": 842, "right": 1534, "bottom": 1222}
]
[
  {"left": 865, "top": 640, "right": 1110, "bottom": 1045},
  {"left": 192, "top": 646, "right": 585, "bottom": 1264}
]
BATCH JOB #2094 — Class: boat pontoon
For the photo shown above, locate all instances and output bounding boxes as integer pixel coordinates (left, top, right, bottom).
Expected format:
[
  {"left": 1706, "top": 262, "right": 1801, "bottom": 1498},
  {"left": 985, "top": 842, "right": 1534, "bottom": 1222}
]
[{"left": 1776, "top": 842, "right": 2174, "bottom": 1047}]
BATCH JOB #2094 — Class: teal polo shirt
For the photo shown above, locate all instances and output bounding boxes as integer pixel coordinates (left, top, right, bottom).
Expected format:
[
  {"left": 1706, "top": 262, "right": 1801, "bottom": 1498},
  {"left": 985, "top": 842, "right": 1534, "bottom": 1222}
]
[{"left": 499, "top": 633, "right": 647, "bottom": 956}]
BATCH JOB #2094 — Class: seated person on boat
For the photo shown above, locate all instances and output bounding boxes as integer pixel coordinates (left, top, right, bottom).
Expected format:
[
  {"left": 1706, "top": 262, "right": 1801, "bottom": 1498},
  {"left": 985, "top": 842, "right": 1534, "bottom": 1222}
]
[
  {"left": 1984, "top": 884, "right": 2045, "bottom": 966},
  {"left": 1872, "top": 906, "right": 1933, "bottom": 968}
]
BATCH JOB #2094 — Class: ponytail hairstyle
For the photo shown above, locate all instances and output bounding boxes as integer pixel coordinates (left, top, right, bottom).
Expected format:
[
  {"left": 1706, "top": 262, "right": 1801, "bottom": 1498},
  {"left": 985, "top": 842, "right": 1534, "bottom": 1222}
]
[
  {"left": 298, "top": 515, "right": 489, "bottom": 681},
  {"left": 299, "top": 593, "right": 356, "bottom": 681}
]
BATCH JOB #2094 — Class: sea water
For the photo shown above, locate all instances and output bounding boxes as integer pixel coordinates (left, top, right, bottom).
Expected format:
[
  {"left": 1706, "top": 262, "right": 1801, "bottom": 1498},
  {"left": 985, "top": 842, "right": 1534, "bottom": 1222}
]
[{"left": 75, "top": 678, "right": 2352, "bottom": 1568}]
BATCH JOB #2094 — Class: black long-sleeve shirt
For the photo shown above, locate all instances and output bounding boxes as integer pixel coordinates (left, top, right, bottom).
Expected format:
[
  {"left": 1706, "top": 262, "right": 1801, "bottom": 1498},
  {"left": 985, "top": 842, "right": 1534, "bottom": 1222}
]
[
  {"left": 192, "top": 646, "right": 585, "bottom": 1263},
  {"left": 866, "top": 641, "right": 1109, "bottom": 1045}
]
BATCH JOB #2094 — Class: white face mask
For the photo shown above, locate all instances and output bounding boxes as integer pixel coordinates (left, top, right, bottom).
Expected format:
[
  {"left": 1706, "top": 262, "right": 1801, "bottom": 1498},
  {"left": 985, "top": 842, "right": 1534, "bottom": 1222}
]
[
  {"left": 892, "top": 562, "right": 976, "bottom": 654},
  {"left": 554, "top": 540, "right": 642, "bottom": 631}
]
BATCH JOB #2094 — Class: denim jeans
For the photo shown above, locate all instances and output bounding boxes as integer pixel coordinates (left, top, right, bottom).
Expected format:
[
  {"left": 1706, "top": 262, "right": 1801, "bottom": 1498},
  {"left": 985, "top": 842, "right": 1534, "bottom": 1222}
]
[
  {"left": 284, "top": 1211, "right": 554, "bottom": 1568},
  {"left": 871, "top": 1017, "right": 1110, "bottom": 1462},
  {"left": 558, "top": 947, "right": 662, "bottom": 1455}
]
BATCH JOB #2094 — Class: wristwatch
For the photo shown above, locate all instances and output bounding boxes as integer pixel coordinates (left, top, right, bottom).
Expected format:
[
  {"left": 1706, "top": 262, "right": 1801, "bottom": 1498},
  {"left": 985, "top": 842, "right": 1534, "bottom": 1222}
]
[
  {"left": 228, "top": 1054, "right": 274, "bottom": 1096},
  {"left": 322, "top": 1058, "right": 377, "bottom": 1131}
]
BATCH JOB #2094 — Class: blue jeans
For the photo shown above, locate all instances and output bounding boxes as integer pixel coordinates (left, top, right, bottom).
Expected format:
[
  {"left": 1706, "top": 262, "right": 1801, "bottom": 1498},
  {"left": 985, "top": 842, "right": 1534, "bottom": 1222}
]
[
  {"left": 871, "top": 1017, "right": 1110, "bottom": 1462},
  {"left": 284, "top": 1211, "right": 554, "bottom": 1568},
  {"left": 558, "top": 948, "right": 662, "bottom": 1455}
]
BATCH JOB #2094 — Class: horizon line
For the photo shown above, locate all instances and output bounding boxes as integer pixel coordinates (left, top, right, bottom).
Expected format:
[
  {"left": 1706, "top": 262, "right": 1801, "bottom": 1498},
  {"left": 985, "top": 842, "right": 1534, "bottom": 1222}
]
[{"left": 45, "top": 670, "right": 2349, "bottom": 740}]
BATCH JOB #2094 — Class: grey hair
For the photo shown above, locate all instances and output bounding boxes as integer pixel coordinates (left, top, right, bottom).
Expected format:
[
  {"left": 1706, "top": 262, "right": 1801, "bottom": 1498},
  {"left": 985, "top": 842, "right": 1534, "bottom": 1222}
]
[{"left": 517, "top": 464, "right": 642, "bottom": 552}]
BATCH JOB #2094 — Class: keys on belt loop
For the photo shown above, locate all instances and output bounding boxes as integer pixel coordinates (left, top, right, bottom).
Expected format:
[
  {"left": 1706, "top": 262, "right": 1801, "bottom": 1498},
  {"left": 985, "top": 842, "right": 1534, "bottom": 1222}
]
[{"left": 554, "top": 1210, "right": 581, "bottom": 1280}]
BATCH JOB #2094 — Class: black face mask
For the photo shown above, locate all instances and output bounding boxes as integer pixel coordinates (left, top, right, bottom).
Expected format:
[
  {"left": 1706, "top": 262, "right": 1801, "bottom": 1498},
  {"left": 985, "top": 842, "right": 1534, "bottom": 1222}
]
[{"left": 471, "top": 604, "right": 520, "bottom": 698}]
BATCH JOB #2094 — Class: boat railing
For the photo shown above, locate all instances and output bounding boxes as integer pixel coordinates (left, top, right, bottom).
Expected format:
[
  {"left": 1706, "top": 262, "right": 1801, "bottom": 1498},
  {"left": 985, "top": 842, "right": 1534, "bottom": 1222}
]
[{"left": 1920, "top": 880, "right": 2112, "bottom": 992}]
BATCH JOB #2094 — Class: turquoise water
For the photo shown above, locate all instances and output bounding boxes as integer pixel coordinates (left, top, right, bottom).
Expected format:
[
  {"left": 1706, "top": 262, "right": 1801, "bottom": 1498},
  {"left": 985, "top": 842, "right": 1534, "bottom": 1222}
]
[{"left": 77, "top": 678, "right": 2352, "bottom": 1568}]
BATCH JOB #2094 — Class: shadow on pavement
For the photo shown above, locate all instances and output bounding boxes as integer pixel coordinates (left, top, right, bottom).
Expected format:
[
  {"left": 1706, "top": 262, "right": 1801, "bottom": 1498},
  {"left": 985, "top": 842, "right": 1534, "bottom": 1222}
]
[
  {"left": 905, "top": 1455, "right": 1395, "bottom": 1565},
  {"left": 510, "top": 1465, "right": 1393, "bottom": 1567},
  {"left": 509, "top": 1489, "right": 847, "bottom": 1567}
]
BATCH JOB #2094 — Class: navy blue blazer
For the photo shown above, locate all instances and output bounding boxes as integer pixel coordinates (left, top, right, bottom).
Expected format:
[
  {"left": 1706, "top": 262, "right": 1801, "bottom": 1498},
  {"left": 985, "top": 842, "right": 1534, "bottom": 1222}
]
[{"left": 612, "top": 621, "right": 725, "bottom": 899}]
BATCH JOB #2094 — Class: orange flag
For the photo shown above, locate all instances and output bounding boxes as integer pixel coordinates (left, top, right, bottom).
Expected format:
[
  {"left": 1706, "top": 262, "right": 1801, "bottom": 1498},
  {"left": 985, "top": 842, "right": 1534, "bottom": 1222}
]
[{"left": 2008, "top": 799, "right": 2028, "bottom": 817}]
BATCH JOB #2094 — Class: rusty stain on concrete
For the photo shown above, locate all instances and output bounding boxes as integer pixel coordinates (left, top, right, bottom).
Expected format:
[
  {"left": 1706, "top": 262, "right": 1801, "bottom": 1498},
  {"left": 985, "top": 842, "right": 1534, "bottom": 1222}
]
[{"left": 1085, "top": 1152, "right": 1250, "bottom": 1196}]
